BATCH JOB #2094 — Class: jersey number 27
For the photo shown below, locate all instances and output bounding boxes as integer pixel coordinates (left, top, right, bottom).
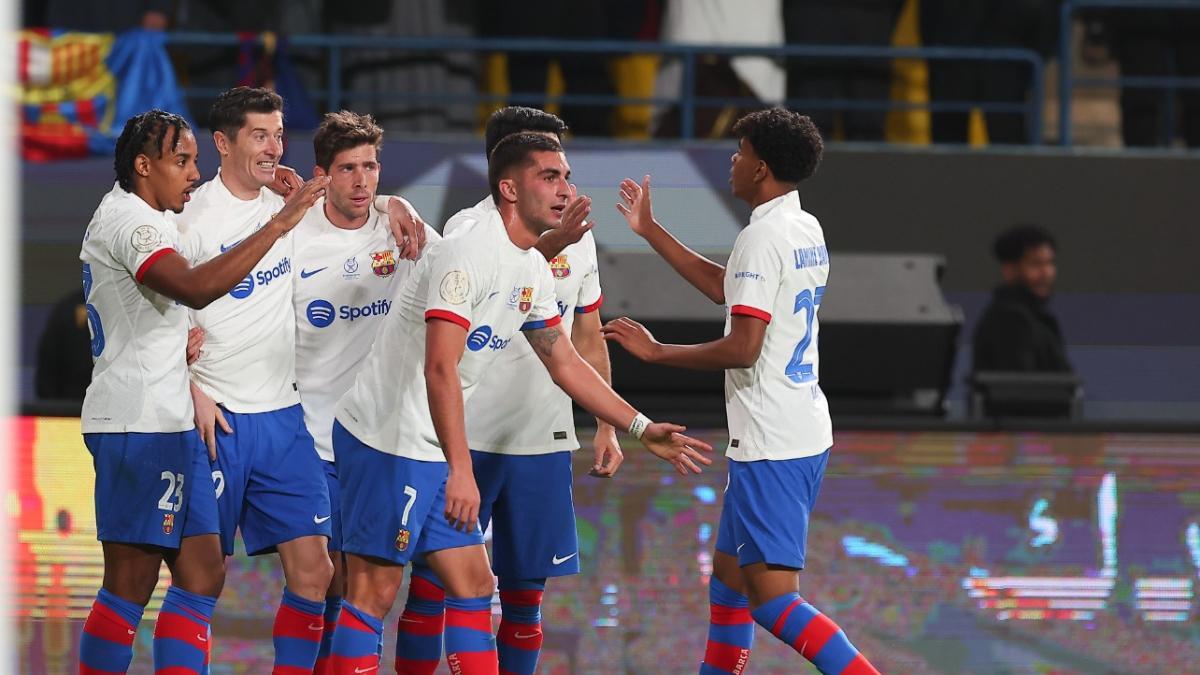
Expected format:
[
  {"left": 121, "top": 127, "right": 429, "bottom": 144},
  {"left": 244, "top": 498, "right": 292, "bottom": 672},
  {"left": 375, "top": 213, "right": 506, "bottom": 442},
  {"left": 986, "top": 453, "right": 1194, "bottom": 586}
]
[{"left": 784, "top": 286, "right": 825, "bottom": 384}]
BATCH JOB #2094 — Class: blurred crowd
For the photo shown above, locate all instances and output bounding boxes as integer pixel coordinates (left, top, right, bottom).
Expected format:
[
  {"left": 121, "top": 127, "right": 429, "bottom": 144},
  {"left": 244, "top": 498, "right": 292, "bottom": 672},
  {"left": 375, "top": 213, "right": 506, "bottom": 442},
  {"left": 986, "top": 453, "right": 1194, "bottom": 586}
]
[{"left": 20, "top": 0, "right": 1200, "bottom": 147}]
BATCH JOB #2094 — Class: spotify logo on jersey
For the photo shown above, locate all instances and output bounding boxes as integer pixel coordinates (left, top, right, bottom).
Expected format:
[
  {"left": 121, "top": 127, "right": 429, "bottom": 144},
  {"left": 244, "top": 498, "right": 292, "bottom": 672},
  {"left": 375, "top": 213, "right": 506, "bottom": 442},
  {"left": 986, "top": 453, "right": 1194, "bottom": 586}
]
[
  {"left": 306, "top": 300, "right": 336, "bottom": 328},
  {"left": 229, "top": 275, "right": 255, "bottom": 299}
]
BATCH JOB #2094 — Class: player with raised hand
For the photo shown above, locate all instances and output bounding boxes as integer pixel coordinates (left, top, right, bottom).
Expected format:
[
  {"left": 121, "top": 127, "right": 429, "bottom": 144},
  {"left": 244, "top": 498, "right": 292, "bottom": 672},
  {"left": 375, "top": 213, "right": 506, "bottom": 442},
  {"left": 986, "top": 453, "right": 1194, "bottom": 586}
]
[
  {"left": 289, "top": 110, "right": 440, "bottom": 673},
  {"left": 603, "top": 109, "right": 881, "bottom": 675},
  {"left": 327, "top": 132, "right": 711, "bottom": 674},
  {"left": 77, "top": 109, "right": 325, "bottom": 675},
  {"left": 392, "top": 106, "right": 614, "bottom": 675}
]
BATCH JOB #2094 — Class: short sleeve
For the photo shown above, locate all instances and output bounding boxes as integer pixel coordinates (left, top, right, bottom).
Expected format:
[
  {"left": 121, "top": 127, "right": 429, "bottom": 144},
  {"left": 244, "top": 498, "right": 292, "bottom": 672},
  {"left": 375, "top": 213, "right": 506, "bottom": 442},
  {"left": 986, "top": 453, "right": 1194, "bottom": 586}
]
[
  {"left": 423, "top": 242, "right": 478, "bottom": 330},
  {"left": 725, "top": 228, "right": 780, "bottom": 323},
  {"left": 107, "top": 215, "right": 178, "bottom": 284},
  {"left": 574, "top": 233, "right": 603, "bottom": 314},
  {"left": 521, "top": 264, "right": 562, "bottom": 331}
]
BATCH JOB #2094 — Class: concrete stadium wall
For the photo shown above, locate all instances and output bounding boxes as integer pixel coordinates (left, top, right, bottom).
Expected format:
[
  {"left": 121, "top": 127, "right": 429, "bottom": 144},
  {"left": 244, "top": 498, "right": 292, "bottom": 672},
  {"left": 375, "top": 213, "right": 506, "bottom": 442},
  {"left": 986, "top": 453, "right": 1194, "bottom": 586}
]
[{"left": 19, "top": 139, "right": 1200, "bottom": 417}]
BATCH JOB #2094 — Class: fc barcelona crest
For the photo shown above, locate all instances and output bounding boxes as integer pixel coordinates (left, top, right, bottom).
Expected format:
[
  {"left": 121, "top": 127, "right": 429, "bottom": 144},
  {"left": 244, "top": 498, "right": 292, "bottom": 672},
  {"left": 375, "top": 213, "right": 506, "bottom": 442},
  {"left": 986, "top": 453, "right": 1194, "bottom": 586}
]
[
  {"left": 162, "top": 513, "right": 175, "bottom": 535},
  {"left": 549, "top": 255, "right": 571, "bottom": 279},
  {"left": 518, "top": 287, "right": 534, "bottom": 312},
  {"left": 371, "top": 250, "right": 396, "bottom": 278},
  {"left": 396, "top": 528, "right": 411, "bottom": 551}
]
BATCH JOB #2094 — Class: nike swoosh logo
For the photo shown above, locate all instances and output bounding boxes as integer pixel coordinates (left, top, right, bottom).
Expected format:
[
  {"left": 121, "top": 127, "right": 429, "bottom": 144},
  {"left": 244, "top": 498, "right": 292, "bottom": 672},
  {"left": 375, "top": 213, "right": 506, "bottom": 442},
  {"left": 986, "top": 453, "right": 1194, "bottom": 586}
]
[
  {"left": 487, "top": 291, "right": 499, "bottom": 299},
  {"left": 300, "top": 267, "right": 327, "bottom": 279},
  {"left": 552, "top": 552, "right": 578, "bottom": 565},
  {"left": 308, "top": 623, "right": 323, "bottom": 631},
  {"left": 197, "top": 633, "right": 208, "bottom": 642},
  {"left": 219, "top": 238, "right": 245, "bottom": 253},
  {"left": 355, "top": 667, "right": 378, "bottom": 673},
  {"left": 399, "top": 616, "right": 424, "bottom": 624},
  {"left": 737, "top": 543, "right": 746, "bottom": 553},
  {"left": 127, "top": 629, "right": 136, "bottom": 635},
  {"left": 514, "top": 631, "right": 541, "bottom": 640},
  {"left": 314, "top": 515, "right": 331, "bottom": 524}
]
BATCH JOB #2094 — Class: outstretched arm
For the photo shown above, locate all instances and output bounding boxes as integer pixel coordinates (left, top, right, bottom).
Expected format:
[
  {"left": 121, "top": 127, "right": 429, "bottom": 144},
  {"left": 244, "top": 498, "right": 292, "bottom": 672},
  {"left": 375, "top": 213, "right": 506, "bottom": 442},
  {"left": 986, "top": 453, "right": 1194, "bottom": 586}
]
[
  {"left": 602, "top": 315, "right": 768, "bottom": 371},
  {"left": 617, "top": 175, "right": 726, "bottom": 304},
  {"left": 524, "top": 323, "right": 713, "bottom": 475},
  {"left": 142, "top": 176, "right": 328, "bottom": 309}
]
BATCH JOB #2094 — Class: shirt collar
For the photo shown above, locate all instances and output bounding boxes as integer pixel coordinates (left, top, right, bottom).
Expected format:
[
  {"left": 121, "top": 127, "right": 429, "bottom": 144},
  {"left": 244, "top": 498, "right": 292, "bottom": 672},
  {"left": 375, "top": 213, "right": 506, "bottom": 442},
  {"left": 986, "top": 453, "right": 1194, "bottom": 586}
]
[{"left": 749, "top": 190, "right": 801, "bottom": 225}]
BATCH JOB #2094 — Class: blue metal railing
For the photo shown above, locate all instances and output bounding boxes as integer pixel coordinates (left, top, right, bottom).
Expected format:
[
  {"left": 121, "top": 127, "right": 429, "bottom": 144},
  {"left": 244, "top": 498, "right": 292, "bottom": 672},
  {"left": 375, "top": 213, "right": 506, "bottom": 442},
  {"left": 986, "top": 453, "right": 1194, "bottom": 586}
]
[
  {"left": 165, "top": 32, "right": 1044, "bottom": 143},
  {"left": 1059, "top": 0, "right": 1200, "bottom": 146}
]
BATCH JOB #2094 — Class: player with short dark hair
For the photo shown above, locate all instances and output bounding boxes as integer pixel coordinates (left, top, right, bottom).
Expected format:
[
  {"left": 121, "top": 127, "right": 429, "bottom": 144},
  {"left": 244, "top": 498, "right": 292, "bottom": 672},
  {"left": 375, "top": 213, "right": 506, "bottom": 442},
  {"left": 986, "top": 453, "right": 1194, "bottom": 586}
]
[
  {"left": 483, "top": 105, "right": 570, "bottom": 158},
  {"left": 78, "top": 108, "right": 325, "bottom": 674},
  {"left": 207, "top": 86, "right": 286, "bottom": 145},
  {"left": 326, "top": 132, "right": 712, "bottom": 673},
  {"left": 292, "top": 110, "right": 441, "bottom": 673},
  {"left": 392, "top": 108, "right": 619, "bottom": 675},
  {"left": 603, "top": 108, "right": 882, "bottom": 675}
]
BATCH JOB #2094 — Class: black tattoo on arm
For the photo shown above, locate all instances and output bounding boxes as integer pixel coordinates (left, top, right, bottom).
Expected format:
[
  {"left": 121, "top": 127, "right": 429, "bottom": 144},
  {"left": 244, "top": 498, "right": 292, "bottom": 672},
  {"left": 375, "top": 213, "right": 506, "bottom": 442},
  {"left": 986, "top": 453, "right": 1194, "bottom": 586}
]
[{"left": 524, "top": 326, "right": 561, "bottom": 359}]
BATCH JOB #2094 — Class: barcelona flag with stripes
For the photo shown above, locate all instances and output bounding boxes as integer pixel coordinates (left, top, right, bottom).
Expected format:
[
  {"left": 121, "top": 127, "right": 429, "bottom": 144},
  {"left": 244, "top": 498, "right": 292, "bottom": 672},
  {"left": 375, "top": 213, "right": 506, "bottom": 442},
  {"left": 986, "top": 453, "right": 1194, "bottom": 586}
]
[{"left": 19, "top": 28, "right": 190, "bottom": 162}]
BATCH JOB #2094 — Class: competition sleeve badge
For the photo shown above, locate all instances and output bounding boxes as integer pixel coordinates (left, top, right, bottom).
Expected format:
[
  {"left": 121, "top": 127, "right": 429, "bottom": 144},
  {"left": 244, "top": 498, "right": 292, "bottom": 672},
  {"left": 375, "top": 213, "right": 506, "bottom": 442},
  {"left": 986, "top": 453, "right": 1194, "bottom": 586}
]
[
  {"left": 371, "top": 249, "right": 396, "bottom": 278},
  {"left": 131, "top": 224, "right": 162, "bottom": 252},
  {"left": 439, "top": 270, "right": 469, "bottom": 305},
  {"left": 549, "top": 255, "right": 571, "bottom": 279},
  {"left": 518, "top": 287, "right": 533, "bottom": 312}
]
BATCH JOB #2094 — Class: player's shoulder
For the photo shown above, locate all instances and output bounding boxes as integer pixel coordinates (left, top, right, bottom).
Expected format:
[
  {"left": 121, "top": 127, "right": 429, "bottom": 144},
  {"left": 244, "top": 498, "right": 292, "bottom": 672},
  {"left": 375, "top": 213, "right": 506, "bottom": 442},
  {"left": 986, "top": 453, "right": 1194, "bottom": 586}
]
[
  {"left": 293, "top": 200, "right": 328, "bottom": 238},
  {"left": 96, "top": 185, "right": 170, "bottom": 234},
  {"left": 442, "top": 195, "right": 496, "bottom": 239},
  {"left": 257, "top": 186, "right": 286, "bottom": 210}
]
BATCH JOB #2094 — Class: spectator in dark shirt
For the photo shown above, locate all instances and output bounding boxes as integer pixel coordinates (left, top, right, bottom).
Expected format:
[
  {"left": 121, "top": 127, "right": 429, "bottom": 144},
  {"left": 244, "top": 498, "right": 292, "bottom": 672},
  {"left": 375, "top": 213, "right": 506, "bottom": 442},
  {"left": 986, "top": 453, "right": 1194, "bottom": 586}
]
[
  {"left": 973, "top": 225, "right": 1072, "bottom": 373},
  {"left": 35, "top": 288, "right": 93, "bottom": 400}
]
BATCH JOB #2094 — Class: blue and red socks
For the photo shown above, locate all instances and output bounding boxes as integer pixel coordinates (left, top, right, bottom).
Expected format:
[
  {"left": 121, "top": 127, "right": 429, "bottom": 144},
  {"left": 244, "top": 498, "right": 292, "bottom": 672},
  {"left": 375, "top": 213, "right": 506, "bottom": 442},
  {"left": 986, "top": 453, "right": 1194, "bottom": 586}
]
[
  {"left": 329, "top": 601, "right": 384, "bottom": 672},
  {"left": 80, "top": 588, "right": 143, "bottom": 674},
  {"left": 270, "top": 587, "right": 325, "bottom": 674},
  {"left": 153, "top": 585, "right": 216, "bottom": 674},
  {"left": 395, "top": 564, "right": 446, "bottom": 674},
  {"left": 699, "top": 577, "right": 754, "bottom": 674},
  {"left": 750, "top": 593, "right": 880, "bottom": 675},
  {"left": 444, "top": 596, "right": 498, "bottom": 674},
  {"left": 313, "top": 596, "right": 341, "bottom": 675},
  {"left": 495, "top": 578, "right": 545, "bottom": 675}
]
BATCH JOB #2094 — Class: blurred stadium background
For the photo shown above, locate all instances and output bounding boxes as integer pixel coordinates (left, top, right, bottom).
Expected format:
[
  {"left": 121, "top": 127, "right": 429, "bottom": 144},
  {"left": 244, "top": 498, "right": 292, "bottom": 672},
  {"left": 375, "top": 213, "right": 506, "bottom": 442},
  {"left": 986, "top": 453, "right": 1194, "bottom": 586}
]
[{"left": 12, "top": 0, "right": 1200, "bottom": 673}]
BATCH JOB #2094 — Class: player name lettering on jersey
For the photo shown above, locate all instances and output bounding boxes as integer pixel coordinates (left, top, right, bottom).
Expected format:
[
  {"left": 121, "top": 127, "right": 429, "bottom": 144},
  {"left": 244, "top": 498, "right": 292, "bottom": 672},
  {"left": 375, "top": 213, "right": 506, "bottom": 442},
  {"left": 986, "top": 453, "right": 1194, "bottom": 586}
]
[
  {"left": 442, "top": 197, "right": 605, "bottom": 455},
  {"left": 793, "top": 244, "right": 829, "bottom": 269}
]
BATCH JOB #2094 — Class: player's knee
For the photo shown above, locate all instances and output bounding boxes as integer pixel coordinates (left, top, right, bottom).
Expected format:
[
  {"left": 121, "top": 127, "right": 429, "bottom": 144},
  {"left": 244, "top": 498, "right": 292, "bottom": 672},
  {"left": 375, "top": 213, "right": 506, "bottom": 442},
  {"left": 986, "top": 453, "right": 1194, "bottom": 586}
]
[
  {"left": 461, "top": 567, "right": 497, "bottom": 599},
  {"left": 285, "top": 553, "right": 334, "bottom": 599},
  {"left": 102, "top": 566, "right": 159, "bottom": 607}
]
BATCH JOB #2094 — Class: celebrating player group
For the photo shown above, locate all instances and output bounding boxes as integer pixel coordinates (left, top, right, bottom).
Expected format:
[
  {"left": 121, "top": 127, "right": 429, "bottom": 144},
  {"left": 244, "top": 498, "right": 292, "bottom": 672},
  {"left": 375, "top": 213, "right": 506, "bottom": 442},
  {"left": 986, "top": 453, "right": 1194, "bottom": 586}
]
[{"left": 77, "top": 85, "right": 880, "bottom": 675}]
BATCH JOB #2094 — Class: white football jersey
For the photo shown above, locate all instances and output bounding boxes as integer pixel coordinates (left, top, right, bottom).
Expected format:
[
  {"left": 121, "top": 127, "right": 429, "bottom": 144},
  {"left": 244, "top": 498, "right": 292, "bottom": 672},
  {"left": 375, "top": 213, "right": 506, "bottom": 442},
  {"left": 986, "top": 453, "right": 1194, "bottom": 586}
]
[
  {"left": 723, "top": 190, "right": 832, "bottom": 461},
  {"left": 293, "top": 199, "right": 440, "bottom": 462},
  {"left": 335, "top": 208, "right": 561, "bottom": 462},
  {"left": 175, "top": 171, "right": 298, "bottom": 413},
  {"left": 79, "top": 184, "right": 193, "bottom": 433},
  {"left": 443, "top": 197, "right": 603, "bottom": 454}
]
